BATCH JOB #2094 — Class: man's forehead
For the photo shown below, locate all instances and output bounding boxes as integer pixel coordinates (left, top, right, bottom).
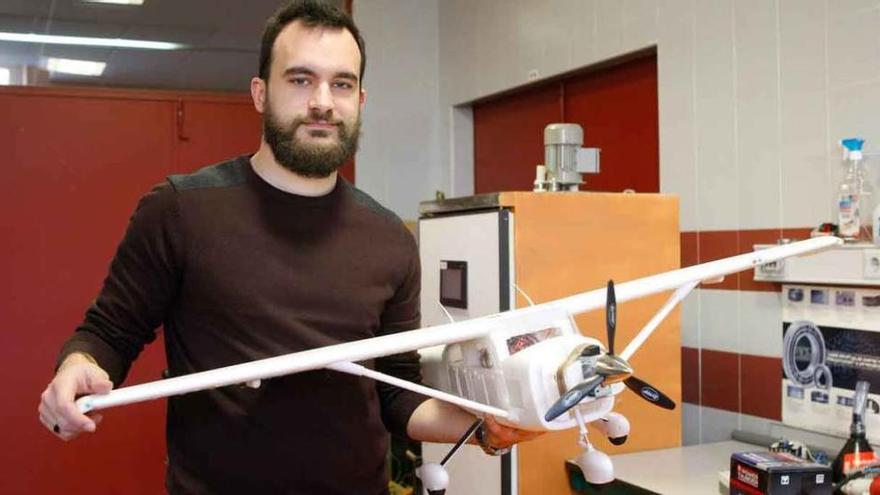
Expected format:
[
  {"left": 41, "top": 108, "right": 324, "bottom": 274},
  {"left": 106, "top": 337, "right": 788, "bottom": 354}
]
[{"left": 272, "top": 20, "right": 361, "bottom": 75}]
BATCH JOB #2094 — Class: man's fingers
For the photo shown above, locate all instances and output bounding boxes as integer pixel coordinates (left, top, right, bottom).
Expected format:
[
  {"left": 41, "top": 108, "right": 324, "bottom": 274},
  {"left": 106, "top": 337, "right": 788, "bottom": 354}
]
[
  {"left": 91, "top": 379, "right": 113, "bottom": 394},
  {"left": 84, "top": 367, "right": 113, "bottom": 395},
  {"left": 40, "top": 359, "right": 110, "bottom": 441},
  {"left": 482, "top": 415, "right": 543, "bottom": 448},
  {"left": 53, "top": 373, "right": 78, "bottom": 405},
  {"left": 49, "top": 376, "right": 96, "bottom": 433},
  {"left": 56, "top": 363, "right": 110, "bottom": 429},
  {"left": 57, "top": 428, "right": 80, "bottom": 442},
  {"left": 38, "top": 410, "right": 54, "bottom": 432},
  {"left": 39, "top": 407, "right": 81, "bottom": 440},
  {"left": 483, "top": 415, "right": 503, "bottom": 433},
  {"left": 515, "top": 430, "right": 543, "bottom": 442},
  {"left": 59, "top": 400, "right": 96, "bottom": 432}
]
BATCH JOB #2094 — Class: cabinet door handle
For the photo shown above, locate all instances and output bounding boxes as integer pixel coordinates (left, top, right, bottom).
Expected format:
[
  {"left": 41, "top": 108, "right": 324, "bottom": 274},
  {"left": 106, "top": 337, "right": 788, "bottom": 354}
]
[{"left": 176, "top": 99, "right": 189, "bottom": 142}]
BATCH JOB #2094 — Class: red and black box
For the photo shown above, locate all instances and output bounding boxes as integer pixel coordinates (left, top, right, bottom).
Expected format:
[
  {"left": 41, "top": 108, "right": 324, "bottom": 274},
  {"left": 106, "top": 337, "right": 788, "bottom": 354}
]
[{"left": 730, "top": 451, "right": 831, "bottom": 494}]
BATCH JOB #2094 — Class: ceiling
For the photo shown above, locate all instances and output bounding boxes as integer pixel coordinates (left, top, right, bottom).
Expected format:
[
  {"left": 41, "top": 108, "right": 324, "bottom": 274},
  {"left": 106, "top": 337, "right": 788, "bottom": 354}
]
[{"left": 0, "top": 0, "right": 345, "bottom": 93}]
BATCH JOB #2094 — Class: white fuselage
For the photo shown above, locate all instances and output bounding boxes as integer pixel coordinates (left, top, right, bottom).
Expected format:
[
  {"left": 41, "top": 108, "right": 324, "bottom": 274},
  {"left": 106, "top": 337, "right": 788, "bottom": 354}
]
[{"left": 423, "top": 304, "right": 623, "bottom": 431}]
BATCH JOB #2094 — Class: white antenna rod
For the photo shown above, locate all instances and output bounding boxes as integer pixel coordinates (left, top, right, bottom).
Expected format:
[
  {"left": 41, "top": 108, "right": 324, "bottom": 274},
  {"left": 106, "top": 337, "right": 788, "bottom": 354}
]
[
  {"left": 513, "top": 283, "right": 536, "bottom": 307},
  {"left": 438, "top": 302, "right": 455, "bottom": 324}
]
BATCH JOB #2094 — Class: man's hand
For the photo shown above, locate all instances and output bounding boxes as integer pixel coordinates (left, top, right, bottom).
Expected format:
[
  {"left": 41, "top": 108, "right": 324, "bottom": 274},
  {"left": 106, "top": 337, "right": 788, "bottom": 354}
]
[
  {"left": 480, "top": 415, "right": 543, "bottom": 450},
  {"left": 38, "top": 353, "right": 113, "bottom": 441},
  {"left": 407, "top": 399, "right": 544, "bottom": 452}
]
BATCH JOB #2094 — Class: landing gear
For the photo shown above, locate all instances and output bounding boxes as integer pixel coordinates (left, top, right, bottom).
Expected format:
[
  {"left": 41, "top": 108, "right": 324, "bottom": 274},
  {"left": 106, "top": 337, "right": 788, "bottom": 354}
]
[
  {"left": 416, "top": 462, "right": 450, "bottom": 495},
  {"left": 575, "top": 447, "right": 614, "bottom": 485},
  {"left": 416, "top": 418, "right": 484, "bottom": 495},
  {"left": 592, "top": 412, "right": 630, "bottom": 446},
  {"left": 572, "top": 409, "right": 616, "bottom": 485}
]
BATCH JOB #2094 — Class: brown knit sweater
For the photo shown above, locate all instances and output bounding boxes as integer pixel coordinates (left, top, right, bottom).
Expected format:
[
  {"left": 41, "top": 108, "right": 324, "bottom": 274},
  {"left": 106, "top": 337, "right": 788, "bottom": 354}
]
[{"left": 58, "top": 155, "right": 427, "bottom": 494}]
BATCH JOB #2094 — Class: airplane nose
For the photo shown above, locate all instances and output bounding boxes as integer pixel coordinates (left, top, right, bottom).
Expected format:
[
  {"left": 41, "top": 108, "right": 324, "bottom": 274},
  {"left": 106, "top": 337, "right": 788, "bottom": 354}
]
[{"left": 595, "top": 354, "right": 633, "bottom": 384}]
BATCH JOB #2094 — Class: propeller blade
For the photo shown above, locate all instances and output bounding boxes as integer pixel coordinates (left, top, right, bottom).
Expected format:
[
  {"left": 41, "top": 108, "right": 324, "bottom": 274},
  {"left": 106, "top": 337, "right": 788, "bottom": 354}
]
[
  {"left": 544, "top": 375, "right": 604, "bottom": 422},
  {"left": 606, "top": 280, "right": 616, "bottom": 355},
  {"left": 624, "top": 376, "right": 676, "bottom": 410}
]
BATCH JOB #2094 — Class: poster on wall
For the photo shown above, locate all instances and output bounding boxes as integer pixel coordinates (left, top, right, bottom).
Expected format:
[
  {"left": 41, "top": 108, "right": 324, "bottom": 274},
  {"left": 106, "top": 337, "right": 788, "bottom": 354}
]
[{"left": 782, "top": 284, "right": 880, "bottom": 443}]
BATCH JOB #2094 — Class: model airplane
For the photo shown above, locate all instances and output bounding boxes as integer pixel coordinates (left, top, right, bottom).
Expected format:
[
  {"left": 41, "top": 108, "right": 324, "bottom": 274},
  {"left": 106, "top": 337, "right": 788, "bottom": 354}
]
[{"left": 74, "top": 236, "right": 841, "bottom": 493}]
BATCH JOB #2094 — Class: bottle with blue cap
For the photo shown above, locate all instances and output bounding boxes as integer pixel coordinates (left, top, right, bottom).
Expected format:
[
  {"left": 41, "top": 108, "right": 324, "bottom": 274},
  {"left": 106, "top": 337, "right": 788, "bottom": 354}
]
[{"left": 837, "top": 138, "right": 871, "bottom": 241}]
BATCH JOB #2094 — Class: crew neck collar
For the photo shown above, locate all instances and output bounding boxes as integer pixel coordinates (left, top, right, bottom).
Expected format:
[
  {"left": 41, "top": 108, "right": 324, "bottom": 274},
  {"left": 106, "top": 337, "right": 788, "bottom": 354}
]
[{"left": 241, "top": 155, "right": 346, "bottom": 206}]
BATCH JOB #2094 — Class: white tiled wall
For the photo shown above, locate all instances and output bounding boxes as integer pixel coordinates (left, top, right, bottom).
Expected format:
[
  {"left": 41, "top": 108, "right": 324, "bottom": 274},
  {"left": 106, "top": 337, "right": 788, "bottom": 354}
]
[
  {"left": 353, "top": 0, "right": 443, "bottom": 220},
  {"left": 737, "top": 291, "right": 783, "bottom": 358},
  {"left": 684, "top": 289, "right": 783, "bottom": 360},
  {"left": 696, "top": 289, "right": 741, "bottom": 354},
  {"left": 694, "top": 0, "right": 739, "bottom": 232},
  {"left": 685, "top": 404, "right": 847, "bottom": 452},
  {"left": 433, "top": 0, "right": 880, "bottom": 229},
  {"left": 681, "top": 289, "right": 782, "bottom": 358},
  {"left": 682, "top": 404, "right": 744, "bottom": 445},
  {"left": 679, "top": 289, "right": 784, "bottom": 359},
  {"left": 354, "top": 0, "right": 880, "bottom": 223},
  {"left": 658, "top": 3, "right": 699, "bottom": 232},
  {"left": 734, "top": 0, "right": 782, "bottom": 230},
  {"left": 682, "top": 402, "right": 703, "bottom": 445},
  {"left": 680, "top": 292, "right": 701, "bottom": 349}
]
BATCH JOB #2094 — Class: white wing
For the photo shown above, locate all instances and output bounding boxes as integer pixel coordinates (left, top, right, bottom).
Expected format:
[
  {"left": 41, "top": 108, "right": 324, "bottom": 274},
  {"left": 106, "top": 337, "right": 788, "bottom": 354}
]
[{"left": 76, "top": 235, "right": 840, "bottom": 413}]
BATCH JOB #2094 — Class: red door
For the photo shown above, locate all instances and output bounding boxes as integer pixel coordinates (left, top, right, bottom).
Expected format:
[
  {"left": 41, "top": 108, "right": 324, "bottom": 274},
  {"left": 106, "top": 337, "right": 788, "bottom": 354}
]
[
  {"left": 474, "top": 54, "right": 658, "bottom": 194},
  {"left": 0, "top": 86, "right": 262, "bottom": 494}
]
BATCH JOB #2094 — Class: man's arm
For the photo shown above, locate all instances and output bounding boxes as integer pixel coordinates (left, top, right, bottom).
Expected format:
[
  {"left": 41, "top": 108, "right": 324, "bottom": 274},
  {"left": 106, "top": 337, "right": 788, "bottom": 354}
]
[
  {"left": 39, "top": 183, "right": 183, "bottom": 440},
  {"left": 407, "top": 399, "right": 542, "bottom": 451},
  {"left": 373, "top": 233, "right": 431, "bottom": 437},
  {"left": 55, "top": 183, "right": 183, "bottom": 385}
]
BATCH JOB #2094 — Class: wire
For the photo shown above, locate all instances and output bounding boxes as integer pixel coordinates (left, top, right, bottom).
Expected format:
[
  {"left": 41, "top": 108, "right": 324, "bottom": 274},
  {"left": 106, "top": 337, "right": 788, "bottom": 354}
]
[
  {"left": 513, "top": 283, "right": 535, "bottom": 307},
  {"left": 437, "top": 302, "right": 455, "bottom": 324}
]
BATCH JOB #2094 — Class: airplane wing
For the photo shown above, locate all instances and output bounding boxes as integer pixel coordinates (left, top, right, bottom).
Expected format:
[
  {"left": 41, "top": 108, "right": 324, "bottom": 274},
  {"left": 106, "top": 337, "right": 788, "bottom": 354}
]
[
  {"left": 548, "top": 236, "right": 840, "bottom": 315},
  {"left": 76, "top": 235, "right": 840, "bottom": 414}
]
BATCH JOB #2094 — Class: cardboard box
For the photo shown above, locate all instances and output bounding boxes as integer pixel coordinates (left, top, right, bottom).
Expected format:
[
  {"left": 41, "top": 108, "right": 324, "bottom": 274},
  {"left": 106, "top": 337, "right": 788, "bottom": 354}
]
[{"left": 729, "top": 451, "right": 831, "bottom": 495}]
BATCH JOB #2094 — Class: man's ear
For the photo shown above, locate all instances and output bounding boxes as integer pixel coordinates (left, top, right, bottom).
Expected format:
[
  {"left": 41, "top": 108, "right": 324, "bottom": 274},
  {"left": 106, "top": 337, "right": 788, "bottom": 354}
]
[
  {"left": 251, "top": 77, "right": 267, "bottom": 114},
  {"left": 359, "top": 88, "right": 367, "bottom": 108}
]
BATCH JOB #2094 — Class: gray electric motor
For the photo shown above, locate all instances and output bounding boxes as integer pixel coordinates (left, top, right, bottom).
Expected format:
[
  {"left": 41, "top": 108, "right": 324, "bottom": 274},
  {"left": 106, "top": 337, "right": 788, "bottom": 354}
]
[{"left": 535, "top": 123, "right": 600, "bottom": 192}]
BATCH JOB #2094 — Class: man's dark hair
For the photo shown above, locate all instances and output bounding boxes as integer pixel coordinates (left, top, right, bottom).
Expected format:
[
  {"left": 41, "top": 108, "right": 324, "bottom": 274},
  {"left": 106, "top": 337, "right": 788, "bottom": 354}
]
[{"left": 259, "top": 0, "right": 366, "bottom": 83}]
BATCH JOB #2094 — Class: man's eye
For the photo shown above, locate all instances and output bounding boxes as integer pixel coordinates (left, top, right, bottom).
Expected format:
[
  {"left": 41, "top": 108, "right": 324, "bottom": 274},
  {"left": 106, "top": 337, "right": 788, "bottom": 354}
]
[
  {"left": 290, "top": 78, "right": 310, "bottom": 86},
  {"left": 333, "top": 81, "right": 353, "bottom": 90}
]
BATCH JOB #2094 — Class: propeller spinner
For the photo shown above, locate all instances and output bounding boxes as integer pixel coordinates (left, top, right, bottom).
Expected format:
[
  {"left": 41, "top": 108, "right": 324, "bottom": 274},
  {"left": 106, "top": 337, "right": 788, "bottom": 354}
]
[{"left": 544, "top": 280, "right": 676, "bottom": 422}]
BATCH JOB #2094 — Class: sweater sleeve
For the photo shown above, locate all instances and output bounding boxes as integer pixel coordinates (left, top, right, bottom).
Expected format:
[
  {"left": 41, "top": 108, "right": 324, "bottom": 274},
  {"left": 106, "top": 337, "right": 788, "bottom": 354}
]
[
  {"left": 374, "top": 231, "right": 429, "bottom": 438},
  {"left": 56, "top": 182, "right": 183, "bottom": 386}
]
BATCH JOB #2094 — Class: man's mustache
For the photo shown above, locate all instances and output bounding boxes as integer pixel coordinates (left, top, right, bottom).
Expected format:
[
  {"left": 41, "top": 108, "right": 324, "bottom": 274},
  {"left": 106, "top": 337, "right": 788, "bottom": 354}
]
[
  {"left": 302, "top": 109, "right": 343, "bottom": 126},
  {"left": 292, "top": 116, "right": 344, "bottom": 129},
  {"left": 301, "top": 119, "right": 342, "bottom": 126}
]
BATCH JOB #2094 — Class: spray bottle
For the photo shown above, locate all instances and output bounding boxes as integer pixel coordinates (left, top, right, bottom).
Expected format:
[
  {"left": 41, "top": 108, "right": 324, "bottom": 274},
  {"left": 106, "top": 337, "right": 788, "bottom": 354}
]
[{"left": 837, "top": 138, "right": 871, "bottom": 241}]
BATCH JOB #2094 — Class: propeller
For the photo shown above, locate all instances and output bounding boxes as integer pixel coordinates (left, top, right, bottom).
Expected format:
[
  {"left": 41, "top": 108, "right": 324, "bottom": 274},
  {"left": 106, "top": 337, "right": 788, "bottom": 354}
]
[
  {"left": 623, "top": 375, "right": 676, "bottom": 410},
  {"left": 606, "top": 280, "right": 616, "bottom": 355},
  {"left": 544, "top": 280, "right": 676, "bottom": 422},
  {"left": 544, "top": 375, "right": 604, "bottom": 422}
]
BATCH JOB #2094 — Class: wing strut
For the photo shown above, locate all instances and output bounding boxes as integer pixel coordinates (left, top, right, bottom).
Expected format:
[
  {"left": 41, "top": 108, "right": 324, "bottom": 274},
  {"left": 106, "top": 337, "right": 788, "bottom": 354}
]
[
  {"left": 326, "top": 361, "right": 509, "bottom": 419},
  {"left": 619, "top": 281, "right": 698, "bottom": 361}
]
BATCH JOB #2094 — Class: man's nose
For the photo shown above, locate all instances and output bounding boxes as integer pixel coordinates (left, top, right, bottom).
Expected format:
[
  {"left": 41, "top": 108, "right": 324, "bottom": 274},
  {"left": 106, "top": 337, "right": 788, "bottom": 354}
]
[{"left": 308, "top": 82, "right": 334, "bottom": 113}]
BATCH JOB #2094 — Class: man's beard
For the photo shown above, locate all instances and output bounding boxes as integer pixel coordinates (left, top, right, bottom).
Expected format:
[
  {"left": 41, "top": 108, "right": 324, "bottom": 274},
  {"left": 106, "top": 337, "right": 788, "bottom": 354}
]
[{"left": 263, "top": 100, "right": 361, "bottom": 179}]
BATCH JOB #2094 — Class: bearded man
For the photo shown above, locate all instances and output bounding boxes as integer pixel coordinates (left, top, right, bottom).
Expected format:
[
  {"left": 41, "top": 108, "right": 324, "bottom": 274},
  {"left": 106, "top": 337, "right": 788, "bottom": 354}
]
[{"left": 37, "top": 1, "right": 536, "bottom": 494}]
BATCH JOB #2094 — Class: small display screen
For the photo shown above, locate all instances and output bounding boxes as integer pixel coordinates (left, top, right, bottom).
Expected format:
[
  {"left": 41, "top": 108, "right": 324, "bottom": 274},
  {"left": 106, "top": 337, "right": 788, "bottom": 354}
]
[{"left": 440, "top": 260, "right": 467, "bottom": 309}]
